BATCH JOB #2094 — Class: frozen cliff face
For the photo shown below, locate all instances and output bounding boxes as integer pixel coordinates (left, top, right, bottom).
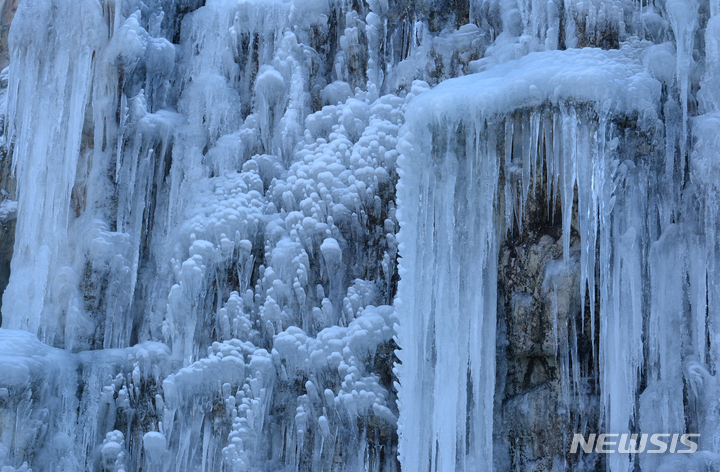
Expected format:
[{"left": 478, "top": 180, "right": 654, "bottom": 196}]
[{"left": 0, "top": 0, "right": 719, "bottom": 470}]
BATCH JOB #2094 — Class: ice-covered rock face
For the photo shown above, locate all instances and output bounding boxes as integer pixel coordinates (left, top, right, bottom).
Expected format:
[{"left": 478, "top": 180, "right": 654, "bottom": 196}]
[{"left": 0, "top": 0, "right": 719, "bottom": 470}]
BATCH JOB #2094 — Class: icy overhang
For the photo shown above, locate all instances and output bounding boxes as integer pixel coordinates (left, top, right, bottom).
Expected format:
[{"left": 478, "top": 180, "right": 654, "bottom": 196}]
[
  {"left": 406, "top": 45, "right": 661, "bottom": 122},
  {"left": 0, "top": 328, "right": 170, "bottom": 391}
]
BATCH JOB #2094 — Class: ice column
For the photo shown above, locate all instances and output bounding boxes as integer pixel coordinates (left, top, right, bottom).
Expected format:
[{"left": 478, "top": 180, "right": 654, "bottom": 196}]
[
  {"left": 599, "top": 159, "right": 646, "bottom": 472},
  {"left": 395, "top": 117, "right": 500, "bottom": 471},
  {"left": 1, "top": 0, "right": 107, "bottom": 345}
]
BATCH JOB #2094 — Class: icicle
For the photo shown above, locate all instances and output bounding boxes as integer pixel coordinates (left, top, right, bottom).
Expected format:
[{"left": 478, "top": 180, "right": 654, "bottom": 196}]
[
  {"left": 543, "top": 110, "right": 555, "bottom": 215},
  {"left": 519, "top": 110, "right": 540, "bottom": 219},
  {"left": 552, "top": 110, "right": 563, "bottom": 224},
  {"left": 504, "top": 117, "right": 515, "bottom": 234},
  {"left": 520, "top": 111, "right": 532, "bottom": 226},
  {"left": 666, "top": 0, "right": 698, "bottom": 164},
  {"left": 560, "top": 106, "right": 577, "bottom": 266},
  {"left": 638, "top": 225, "right": 686, "bottom": 470},
  {"left": 576, "top": 114, "right": 597, "bottom": 351},
  {"left": 700, "top": 14, "right": 720, "bottom": 111},
  {"left": 689, "top": 238, "right": 707, "bottom": 364}
]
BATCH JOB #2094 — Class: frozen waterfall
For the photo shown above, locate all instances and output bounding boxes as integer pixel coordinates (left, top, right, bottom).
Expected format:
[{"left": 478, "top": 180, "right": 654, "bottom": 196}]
[{"left": 1, "top": 0, "right": 720, "bottom": 470}]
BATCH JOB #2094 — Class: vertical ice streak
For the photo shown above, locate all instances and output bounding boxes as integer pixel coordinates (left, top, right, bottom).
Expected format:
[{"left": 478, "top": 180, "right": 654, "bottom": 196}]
[
  {"left": 638, "top": 226, "right": 686, "bottom": 470},
  {"left": 560, "top": 106, "right": 576, "bottom": 267},
  {"left": 396, "top": 117, "right": 499, "bottom": 471},
  {"left": 600, "top": 168, "right": 645, "bottom": 472},
  {"left": 665, "top": 0, "right": 698, "bottom": 164},
  {"left": 690, "top": 116, "right": 720, "bottom": 463},
  {"left": 2, "top": 0, "right": 107, "bottom": 346}
]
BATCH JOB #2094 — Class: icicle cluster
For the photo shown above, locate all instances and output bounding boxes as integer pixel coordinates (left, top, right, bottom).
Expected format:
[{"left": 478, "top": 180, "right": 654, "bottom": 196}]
[{"left": 394, "top": 11, "right": 720, "bottom": 472}]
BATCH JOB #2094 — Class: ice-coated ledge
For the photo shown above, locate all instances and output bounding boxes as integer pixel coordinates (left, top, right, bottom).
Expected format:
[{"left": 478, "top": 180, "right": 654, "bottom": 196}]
[
  {"left": 0, "top": 328, "right": 172, "bottom": 391},
  {"left": 406, "top": 43, "right": 662, "bottom": 122},
  {"left": 0, "top": 328, "right": 72, "bottom": 389}
]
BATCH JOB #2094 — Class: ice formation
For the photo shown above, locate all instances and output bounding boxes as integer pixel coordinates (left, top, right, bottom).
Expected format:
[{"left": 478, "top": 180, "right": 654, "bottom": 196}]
[
  {"left": 0, "top": 0, "right": 719, "bottom": 470},
  {"left": 394, "top": 10, "right": 720, "bottom": 472}
]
